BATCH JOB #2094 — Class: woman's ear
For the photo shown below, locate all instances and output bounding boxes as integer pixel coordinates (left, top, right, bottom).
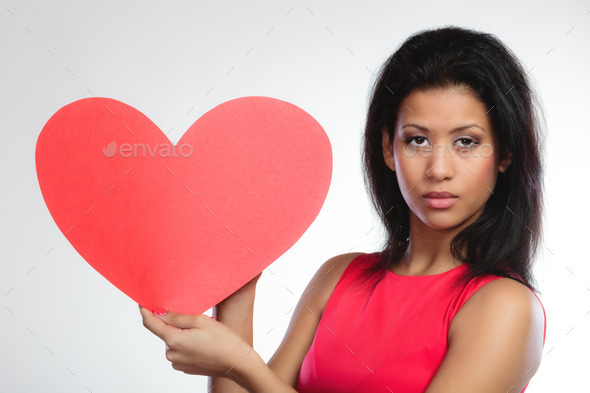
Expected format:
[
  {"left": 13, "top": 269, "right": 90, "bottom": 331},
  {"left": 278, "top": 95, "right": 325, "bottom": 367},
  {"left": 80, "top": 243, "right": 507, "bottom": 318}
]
[
  {"left": 498, "top": 151, "right": 512, "bottom": 173},
  {"left": 381, "top": 127, "right": 396, "bottom": 172}
]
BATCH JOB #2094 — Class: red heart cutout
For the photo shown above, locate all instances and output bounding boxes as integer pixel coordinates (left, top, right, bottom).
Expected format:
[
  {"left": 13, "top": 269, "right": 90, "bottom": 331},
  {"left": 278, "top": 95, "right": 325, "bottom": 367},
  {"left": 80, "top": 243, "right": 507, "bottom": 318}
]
[{"left": 35, "top": 97, "right": 332, "bottom": 314}]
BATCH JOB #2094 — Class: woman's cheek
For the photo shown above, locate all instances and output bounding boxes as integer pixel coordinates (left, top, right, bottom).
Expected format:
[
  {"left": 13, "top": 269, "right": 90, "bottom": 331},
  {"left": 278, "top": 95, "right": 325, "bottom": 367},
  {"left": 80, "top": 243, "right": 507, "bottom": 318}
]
[
  {"left": 395, "top": 157, "right": 420, "bottom": 190},
  {"left": 470, "top": 155, "right": 498, "bottom": 195}
]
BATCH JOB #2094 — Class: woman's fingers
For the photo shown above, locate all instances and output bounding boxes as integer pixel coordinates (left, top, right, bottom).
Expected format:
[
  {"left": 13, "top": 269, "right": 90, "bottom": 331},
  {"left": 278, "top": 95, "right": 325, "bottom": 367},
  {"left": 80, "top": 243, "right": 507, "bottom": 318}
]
[
  {"left": 139, "top": 303, "right": 246, "bottom": 378},
  {"left": 165, "top": 345, "right": 199, "bottom": 367},
  {"left": 156, "top": 309, "right": 213, "bottom": 329},
  {"left": 170, "top": 361, "right": 202, "bottom": 375},
  {"left": 139, "top": 304, "right": 214, "bottom": 329},
  {"left": 139, "top": 305, "right": 178, "bottom": 342}
]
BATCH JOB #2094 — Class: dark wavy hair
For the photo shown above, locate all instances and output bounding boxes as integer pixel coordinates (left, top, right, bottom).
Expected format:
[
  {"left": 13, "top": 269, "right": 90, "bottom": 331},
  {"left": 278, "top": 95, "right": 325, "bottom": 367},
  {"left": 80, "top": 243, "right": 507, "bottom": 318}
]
[{"left": 360, "top": 26, "right": 545, "bottom": 293}]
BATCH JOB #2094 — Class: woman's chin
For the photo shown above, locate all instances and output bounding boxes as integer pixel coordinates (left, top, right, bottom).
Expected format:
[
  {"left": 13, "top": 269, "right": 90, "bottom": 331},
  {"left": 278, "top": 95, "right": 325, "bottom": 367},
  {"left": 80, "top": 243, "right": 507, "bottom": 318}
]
[{"left": 418, "top": 215, "right": 464, "bottom": 231}]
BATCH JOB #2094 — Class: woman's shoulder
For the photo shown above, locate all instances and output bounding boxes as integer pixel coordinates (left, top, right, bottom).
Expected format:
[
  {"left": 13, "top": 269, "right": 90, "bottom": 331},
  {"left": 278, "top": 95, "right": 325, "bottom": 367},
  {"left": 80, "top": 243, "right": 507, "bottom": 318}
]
[
  {"left": 315, "top": 251, "right": 378, "bottom": 280},
  {"left": 456, "top": 277, "right": 544, "bottom": 317},
  {"left": 313, "top": 252, "right": 368, "bottom": 288},
  {"left": 449, "top": 276, "right": 546, "bottom": 347},
  {"left": 266, "top": 252, "right": 371, "bottom": 385},
  {"left": 430, "top": 276, "right": 546, "bottom": 392},
  {"left": 304, "top": 252, "right": 370, "bottom": 315}
]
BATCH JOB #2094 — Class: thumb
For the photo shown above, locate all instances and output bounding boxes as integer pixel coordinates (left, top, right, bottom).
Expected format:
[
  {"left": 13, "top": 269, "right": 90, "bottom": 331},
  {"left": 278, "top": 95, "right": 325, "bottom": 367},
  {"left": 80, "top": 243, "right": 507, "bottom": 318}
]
[{"left": 152, "top": 306, "right": 216, "bottom": 329}]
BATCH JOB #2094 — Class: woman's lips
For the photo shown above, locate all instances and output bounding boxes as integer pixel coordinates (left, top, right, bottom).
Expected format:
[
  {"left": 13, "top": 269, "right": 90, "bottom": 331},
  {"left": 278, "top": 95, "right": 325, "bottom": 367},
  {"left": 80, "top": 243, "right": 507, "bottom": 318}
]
[
  {"left": 423, "top": 197, "right": 457, "bottom": 208},
  {"left": 423, "top": 191, "right": 456, "bottom": 198},
  {"left": 423, "top": 192, "right": 458, "bottom": 209}
]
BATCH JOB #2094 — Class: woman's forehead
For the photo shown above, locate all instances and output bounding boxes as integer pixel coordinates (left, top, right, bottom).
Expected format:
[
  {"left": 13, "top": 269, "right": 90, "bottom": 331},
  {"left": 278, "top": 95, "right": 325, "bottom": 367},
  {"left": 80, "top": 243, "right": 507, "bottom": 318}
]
[{"left": 396, "top": 88, "right": 492, "bottom": 133}]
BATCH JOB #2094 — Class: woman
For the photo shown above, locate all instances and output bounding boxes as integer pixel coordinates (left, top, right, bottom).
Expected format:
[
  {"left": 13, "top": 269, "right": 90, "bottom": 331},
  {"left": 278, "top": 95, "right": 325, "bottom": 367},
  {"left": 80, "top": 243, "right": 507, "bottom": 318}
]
[{"left": 140, "top": 25, "right": 546, "bottom": 392}]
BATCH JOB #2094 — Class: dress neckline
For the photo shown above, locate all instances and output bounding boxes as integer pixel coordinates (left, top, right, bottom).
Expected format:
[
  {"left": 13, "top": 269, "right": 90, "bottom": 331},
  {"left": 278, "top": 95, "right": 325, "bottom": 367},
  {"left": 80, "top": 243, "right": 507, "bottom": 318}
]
[{"left": 387, "top": 262, "right": 466, "bottom": 278}]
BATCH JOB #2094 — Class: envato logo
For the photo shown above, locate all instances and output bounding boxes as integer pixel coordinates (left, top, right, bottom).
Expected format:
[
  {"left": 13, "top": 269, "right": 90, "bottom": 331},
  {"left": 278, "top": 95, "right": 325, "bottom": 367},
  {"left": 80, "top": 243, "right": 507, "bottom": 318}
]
[
  {"left": 103, "top": 141, "right": 193, "bottom": 158},
  {"left": 402, "top": 143, "right": 493, "bottom": 158}
]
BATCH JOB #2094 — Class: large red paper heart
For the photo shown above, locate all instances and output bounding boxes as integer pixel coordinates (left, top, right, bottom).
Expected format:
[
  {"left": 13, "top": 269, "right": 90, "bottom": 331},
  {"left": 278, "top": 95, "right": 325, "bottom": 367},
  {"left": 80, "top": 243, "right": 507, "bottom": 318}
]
[{"left": 35, "top": 97, "right": 332, "bottom": 314}]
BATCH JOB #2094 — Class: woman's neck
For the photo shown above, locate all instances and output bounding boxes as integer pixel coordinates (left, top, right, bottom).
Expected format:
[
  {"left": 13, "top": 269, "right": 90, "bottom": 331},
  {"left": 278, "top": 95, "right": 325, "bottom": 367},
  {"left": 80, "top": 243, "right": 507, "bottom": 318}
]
[{"left": 391, "top": 212, "right": 467, "bottom": 276}]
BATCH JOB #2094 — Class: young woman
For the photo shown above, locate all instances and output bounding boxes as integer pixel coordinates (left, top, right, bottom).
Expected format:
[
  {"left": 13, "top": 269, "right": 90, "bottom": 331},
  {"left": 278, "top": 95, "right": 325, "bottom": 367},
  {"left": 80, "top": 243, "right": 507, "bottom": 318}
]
[{"left": 140, "top": 25, "right": 547, "bottom": 393}]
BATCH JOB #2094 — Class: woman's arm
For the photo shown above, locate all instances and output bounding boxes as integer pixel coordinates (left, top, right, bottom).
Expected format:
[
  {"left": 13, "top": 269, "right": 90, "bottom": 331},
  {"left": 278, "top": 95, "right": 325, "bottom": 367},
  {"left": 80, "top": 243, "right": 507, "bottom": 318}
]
[
  {"left": 425, "top": 278, "right": 545, "bottom": 393},
  {"left": 215, "top": 252, "right": 363, "bottom": 390},
  {"left": 226, "top": 252, "right": 364, "bottom": 391},
  {"left": 265, "top": 252, "right": 363, "bottom": 385},
  {"left": 140, "top": 252, "right": 362, "bottom": 391},
  {"left": 208, "top": 274, "right": 260, "bottom": 393},
  {"left": 225, "top": 349, "right": 299, "bottom": 393}
]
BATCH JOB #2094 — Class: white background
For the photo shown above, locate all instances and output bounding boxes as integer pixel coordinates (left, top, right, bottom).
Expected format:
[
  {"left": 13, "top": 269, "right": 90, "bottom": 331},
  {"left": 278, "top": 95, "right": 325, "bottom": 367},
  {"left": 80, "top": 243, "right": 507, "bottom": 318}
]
[{"left": 1, "top": 0, "right": 589, "bottom": 391}]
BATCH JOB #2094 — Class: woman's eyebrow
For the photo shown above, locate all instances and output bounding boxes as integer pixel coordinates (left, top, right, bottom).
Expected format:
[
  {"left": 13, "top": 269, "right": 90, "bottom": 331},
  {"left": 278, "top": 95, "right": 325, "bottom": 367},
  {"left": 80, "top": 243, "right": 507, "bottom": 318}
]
[{"left": 401, "top": 123, "right": 486, "bottom": 133}]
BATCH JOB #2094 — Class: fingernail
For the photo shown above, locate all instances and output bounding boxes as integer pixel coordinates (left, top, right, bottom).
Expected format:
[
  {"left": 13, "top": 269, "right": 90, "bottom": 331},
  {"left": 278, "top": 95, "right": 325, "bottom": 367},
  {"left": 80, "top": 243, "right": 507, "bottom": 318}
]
[{"left": 152, "top": 306, "right": 167, "bottom": 316}]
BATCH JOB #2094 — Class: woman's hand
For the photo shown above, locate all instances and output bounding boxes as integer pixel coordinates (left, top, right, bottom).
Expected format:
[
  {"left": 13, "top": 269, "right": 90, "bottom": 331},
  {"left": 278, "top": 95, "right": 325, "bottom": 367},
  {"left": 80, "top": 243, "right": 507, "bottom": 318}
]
[{"left": 139, "top": 305, "right": 254, "bottom": 379}]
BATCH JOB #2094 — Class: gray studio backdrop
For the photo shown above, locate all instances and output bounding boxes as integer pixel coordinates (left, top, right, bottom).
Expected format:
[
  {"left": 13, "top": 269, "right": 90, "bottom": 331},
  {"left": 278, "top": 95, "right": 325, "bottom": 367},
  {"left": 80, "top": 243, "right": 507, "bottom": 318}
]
[{"left": 1, "top": 0, "right": 589, "bottom": 392}]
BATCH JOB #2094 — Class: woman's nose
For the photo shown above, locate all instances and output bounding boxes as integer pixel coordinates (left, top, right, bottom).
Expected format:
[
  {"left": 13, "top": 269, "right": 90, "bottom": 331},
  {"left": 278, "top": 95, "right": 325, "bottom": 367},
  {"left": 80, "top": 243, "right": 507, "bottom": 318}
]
[{"left": 425, "top": 143, "right": 455, "bottom": 181}]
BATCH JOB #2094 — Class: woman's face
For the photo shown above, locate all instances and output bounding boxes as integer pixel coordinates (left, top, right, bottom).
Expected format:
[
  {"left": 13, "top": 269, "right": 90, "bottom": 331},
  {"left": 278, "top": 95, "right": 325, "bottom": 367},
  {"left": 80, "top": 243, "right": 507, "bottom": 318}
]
[{"left": 382, "top": 87, "right": 511, "bottom": 230}]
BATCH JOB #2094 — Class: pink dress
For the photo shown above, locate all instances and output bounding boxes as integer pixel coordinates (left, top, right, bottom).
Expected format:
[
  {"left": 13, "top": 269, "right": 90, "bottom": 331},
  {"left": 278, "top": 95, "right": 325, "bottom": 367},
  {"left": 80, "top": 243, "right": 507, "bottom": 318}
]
[{"left": 297, "top": 252, "right": 546, "bottom": 393}]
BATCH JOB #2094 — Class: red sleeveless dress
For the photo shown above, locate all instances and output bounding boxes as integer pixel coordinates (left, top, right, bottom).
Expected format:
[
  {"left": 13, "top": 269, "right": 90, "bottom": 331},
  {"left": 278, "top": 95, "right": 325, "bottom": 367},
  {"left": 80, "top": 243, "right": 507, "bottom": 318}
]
[{"left": 297, "top": 252, "right": 546, "bottom": 393}]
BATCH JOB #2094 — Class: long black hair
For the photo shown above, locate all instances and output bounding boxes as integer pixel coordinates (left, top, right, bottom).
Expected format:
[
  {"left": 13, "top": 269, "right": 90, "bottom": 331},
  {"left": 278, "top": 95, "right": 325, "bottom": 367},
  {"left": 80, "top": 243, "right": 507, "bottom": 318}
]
[{"left": 360, "top": 26, "right": 545, "bottom": 293}]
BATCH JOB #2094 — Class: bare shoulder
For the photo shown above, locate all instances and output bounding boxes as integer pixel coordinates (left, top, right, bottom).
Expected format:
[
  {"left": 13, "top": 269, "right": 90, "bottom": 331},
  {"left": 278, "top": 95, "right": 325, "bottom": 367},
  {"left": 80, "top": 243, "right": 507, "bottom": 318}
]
[
  {"left": 426, "top": 278, "right": 545, "bottom": 393},
  {"left": 266, "top": 252, "right": 365, "bottom": 387},
  {"left": 449, "top": 277, "right": 545, "bottom": 346},
  {"left": 304, "top": 252, "right": 366, "bottom": 314}
]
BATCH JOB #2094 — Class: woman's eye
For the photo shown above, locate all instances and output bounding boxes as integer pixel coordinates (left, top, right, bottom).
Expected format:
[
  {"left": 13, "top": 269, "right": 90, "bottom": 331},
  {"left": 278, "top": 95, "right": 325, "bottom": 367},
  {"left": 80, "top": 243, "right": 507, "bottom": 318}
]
[
  {"left": 455, "top": 138, "right": 477, "bottom": 147},
  {"left": 406, "top": 136, "right": 428, "bottom": 146}
]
